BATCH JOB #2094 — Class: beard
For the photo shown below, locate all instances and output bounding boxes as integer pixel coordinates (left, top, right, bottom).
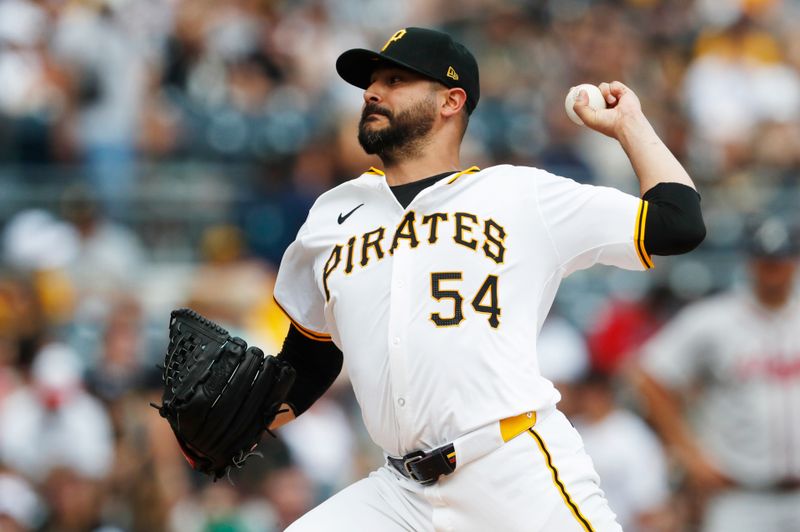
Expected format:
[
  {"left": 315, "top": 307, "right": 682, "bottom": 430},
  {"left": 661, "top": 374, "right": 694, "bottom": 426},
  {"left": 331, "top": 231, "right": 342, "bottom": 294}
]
[{"left": 357, "top": 96, "right": 436, "bottom": 163}]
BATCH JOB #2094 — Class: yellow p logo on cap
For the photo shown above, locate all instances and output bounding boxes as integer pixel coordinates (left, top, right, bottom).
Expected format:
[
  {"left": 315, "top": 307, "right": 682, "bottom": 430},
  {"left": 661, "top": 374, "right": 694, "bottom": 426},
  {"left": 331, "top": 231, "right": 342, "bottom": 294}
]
[
  {"left": 381, "top": 29, "right": 407, "bottom": 52},
  {"left": 446, "top": 66, "right": 459, "bottom": 80}
]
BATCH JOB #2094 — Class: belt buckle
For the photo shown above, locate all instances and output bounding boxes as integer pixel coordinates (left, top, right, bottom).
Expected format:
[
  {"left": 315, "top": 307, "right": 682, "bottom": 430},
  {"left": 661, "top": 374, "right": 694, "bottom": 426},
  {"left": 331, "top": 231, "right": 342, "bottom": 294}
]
[{"left": 402, "top": 450, "right": 427, "bottom": 482}]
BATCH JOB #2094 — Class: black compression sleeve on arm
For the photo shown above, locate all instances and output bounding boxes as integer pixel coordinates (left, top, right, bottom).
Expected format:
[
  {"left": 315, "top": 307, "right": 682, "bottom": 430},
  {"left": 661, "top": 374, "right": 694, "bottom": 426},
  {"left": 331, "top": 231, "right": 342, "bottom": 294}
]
[
  {"left": 279, "top": 324, "right": 343, "bottom": 416},
  {"left": 642, "top": 182, "right": 706, "bottom": 255}
]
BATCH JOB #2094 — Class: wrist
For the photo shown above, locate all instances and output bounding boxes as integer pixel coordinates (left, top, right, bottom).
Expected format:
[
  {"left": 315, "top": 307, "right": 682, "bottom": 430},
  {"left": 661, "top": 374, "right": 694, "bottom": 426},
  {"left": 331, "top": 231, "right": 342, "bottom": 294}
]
[{"left": 617, "top": 112, "right": 657, "bottom": 148}]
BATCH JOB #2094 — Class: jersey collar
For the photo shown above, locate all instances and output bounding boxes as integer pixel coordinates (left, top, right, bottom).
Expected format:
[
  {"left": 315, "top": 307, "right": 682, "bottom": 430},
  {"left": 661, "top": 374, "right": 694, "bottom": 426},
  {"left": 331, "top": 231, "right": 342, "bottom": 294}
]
[{"left": 364, "top": 166, "right": 480, "bottom": 185}]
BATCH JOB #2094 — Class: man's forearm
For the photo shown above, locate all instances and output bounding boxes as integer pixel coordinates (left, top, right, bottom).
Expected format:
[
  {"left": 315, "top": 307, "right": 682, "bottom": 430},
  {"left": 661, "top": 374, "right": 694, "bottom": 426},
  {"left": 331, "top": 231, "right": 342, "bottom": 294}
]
[
  {"left": 268, "top": 324, "right": 343, "bottom": 430},
  {"left": 618, "top": 114, "right": 696, "bottom": 196},
  {"left": 573, "top": 81, "right": 697, "bottom": 197}
]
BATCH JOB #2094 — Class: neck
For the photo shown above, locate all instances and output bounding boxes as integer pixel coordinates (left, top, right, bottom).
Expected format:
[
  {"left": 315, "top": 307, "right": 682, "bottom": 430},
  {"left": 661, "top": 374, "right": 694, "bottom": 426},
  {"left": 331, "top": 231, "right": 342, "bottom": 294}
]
[{"left": 380, "top": 142, "right": 461, "bottom": 186}]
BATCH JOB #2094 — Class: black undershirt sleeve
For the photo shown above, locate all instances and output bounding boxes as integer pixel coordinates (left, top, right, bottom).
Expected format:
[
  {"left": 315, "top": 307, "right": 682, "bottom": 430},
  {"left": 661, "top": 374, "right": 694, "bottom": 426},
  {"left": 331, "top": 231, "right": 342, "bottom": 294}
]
[
  {"left": 642, "top": 182, "right": 706, "bottom": 255},
  {"left": 278, "top": 324, "right": 343, "bottom": 417}
]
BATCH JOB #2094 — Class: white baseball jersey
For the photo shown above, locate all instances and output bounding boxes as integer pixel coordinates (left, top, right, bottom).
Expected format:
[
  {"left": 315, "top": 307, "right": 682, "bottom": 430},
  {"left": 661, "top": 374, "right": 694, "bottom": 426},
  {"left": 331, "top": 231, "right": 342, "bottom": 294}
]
[
  {"left": 274, "top": 164, "right": 651, "bottom": 457},
  {"left": 641, "top": 289, "right": 800, "bottom": 487}
]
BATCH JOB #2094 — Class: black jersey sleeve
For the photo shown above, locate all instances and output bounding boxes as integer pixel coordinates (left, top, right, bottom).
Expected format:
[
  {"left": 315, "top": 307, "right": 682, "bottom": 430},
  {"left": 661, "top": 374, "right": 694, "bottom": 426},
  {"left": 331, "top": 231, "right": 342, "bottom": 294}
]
[
  {"left": 279, "top": 324, "right": 343, "bottom": 416},
  {"left": 642, "top": 182, "right": 706, "bottom": 256}
]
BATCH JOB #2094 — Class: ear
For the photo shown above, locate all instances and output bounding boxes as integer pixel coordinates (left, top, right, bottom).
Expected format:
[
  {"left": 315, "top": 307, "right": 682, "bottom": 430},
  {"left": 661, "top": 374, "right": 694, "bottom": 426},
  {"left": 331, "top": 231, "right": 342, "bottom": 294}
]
[{"left": 440, "top": 87, "right": 467, "bottom": 118}]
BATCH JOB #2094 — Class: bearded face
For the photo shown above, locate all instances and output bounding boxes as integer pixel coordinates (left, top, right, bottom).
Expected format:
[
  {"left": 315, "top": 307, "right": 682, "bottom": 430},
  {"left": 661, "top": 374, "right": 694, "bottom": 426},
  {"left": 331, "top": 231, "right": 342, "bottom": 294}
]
[{"left": 357, "top": 94, "right": 437, "bottom": 162}]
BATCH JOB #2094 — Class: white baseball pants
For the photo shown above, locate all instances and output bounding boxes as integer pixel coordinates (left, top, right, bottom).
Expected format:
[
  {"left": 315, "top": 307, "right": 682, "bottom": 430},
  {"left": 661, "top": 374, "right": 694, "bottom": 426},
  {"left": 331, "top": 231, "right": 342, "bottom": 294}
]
[{"left": 286, "top": 409, "right": 622, "bottom": 532}]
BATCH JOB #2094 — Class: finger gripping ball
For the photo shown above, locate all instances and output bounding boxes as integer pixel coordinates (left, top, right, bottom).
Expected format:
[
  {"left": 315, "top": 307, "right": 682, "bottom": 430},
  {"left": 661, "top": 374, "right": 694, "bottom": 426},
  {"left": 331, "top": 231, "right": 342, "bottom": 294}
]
[{"left": 565, "top": 84, "right": 606, "bottom": 126}]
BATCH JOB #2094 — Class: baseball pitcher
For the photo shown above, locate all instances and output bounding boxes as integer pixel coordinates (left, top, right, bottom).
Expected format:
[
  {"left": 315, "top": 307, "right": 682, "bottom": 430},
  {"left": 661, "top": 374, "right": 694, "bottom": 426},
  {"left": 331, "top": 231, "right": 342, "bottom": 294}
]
[{"left": 156, "top": 27, "right": 706, "bottom": 532}]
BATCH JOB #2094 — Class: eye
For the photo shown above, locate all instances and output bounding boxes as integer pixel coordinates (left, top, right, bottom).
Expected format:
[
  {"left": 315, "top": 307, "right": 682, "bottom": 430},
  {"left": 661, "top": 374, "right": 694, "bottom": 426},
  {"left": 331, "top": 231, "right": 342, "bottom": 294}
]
[{"left": 389, "top": 75, "right": 403, "bottom": 85}]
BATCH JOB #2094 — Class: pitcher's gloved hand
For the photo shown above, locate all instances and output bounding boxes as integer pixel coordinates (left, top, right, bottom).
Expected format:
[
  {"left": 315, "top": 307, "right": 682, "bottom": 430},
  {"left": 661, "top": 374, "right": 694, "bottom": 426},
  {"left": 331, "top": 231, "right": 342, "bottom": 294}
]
[{"left": 152, "top": 308, "right": 295, "bottom": 479}]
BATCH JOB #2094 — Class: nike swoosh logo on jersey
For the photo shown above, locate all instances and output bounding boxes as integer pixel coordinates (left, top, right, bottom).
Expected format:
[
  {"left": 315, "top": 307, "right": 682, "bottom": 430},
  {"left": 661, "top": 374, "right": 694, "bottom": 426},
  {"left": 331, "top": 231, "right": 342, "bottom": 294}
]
[{"left": 338, "top": 203, "right": 364, "bottom": 224}]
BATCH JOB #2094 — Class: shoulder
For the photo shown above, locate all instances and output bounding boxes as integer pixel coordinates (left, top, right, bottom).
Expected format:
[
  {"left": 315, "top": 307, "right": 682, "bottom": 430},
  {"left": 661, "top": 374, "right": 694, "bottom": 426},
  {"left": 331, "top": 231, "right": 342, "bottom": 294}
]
[
  {"left": 464, "top": 165, "right": 577, "bottom": 200},
  {"left": 479, "top": 164, "right": 612, "bottom": 198},
  {"left": 477, "top": 164, "right": 556, "bottom": 182},
  {"left": 303, "top": 169, "right": 383, "bottom": 228},
  {"left": 310, "top": 169, "right": 381, "bottom": 207}
]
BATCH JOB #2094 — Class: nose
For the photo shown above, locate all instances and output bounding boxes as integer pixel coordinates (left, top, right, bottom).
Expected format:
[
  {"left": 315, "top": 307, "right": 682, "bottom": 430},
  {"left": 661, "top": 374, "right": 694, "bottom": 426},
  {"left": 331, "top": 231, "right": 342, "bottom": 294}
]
[{"left": 363, "top": 81, "right": 382, "bottom": 104}]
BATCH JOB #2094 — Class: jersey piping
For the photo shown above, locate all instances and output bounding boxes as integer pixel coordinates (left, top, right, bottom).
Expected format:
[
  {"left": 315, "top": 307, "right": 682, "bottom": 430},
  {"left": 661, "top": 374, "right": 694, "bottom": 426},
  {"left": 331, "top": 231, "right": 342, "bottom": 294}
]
[
  {"left": 273, "top": 296, "right": 332, "bottom": 342},
  {"left": 362, "top": 165, "right": 481, "bottom": 184},
  {"left": 528, "top": 429, "right": 596, "bottom": 532},
  {"left": 634, "top": 200, "right": 654, "bottom": 269},
  {"left": 446, "top": 165, "right": 481, "bottom": 184}
]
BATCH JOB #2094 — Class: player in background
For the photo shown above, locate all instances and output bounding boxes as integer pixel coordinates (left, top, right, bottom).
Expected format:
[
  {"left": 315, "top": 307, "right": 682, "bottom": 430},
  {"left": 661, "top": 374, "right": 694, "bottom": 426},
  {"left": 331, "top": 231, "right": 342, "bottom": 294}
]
[
  {"left": 267, "top": 27, "right": 705, "bottom": 531},
  {"left": 633, "top": 217, "right": 800, "bottom": 532}
]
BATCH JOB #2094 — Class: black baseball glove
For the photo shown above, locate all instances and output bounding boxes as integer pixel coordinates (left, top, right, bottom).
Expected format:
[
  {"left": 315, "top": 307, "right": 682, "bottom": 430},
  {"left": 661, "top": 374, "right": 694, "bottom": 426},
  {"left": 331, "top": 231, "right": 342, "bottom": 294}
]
[{"left": 152, "top": 308, "right": 295, "bottom": 479}]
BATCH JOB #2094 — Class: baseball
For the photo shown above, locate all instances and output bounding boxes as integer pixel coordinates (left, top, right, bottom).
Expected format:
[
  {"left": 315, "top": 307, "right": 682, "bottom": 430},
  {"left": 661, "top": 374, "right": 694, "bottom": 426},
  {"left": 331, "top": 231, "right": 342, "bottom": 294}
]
[{"left": 565, "top": 84, "right": 607, "bottom": 126}]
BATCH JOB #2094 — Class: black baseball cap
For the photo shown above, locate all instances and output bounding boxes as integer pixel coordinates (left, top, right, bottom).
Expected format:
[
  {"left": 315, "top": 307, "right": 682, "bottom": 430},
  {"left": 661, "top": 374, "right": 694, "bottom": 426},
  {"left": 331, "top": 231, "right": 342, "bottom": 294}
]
[
  {"left": 336, "top": 27, "right": 480, "bottom": 114},
  {"left": 745, "top": 217, "right": 800, "bottom": 258}
]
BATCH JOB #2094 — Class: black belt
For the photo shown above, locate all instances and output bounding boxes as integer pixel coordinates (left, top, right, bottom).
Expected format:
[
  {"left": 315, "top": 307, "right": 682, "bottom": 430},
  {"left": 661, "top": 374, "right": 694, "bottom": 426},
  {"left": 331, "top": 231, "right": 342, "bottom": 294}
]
[{"left": 387, "top": 443, "right": 457, "bottom": 486}]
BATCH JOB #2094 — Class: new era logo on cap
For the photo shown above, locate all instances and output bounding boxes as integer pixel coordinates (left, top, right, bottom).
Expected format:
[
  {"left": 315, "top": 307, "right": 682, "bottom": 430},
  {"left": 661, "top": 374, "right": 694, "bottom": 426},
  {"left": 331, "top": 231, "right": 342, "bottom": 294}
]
[{"left": 336, "top": 27, "right": 480, "bottom": 114}]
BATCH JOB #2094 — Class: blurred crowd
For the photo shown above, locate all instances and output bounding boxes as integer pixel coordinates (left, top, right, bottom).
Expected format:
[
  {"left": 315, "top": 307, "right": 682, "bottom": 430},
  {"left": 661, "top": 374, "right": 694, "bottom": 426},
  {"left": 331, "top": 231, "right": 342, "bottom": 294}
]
[{"left": 1, "top": 0, "right": 799, "bottom": 530}]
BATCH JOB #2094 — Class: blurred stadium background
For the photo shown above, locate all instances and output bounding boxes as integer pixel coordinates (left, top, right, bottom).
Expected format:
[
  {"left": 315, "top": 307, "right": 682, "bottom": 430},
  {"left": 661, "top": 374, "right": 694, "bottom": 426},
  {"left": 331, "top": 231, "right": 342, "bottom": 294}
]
[{"left": 0, "top": 0, "right": 798, "bottom": 530}]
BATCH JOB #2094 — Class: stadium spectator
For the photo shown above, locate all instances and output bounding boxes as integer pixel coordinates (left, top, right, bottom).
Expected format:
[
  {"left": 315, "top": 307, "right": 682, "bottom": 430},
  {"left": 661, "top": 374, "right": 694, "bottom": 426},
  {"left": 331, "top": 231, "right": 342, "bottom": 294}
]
[{"left": 0, "top": 342, "right": 114, "bottom": 482}]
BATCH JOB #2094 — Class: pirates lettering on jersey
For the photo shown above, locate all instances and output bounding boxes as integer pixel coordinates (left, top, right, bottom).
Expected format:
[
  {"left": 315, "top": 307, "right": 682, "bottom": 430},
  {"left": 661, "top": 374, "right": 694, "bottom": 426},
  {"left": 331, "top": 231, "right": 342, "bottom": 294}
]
[
  {"left": 389, "top": 211, "right": 420, "bottom": 254},
  {"left": 344, "top": 236, "right": 357, "bottom": 274},
  {"left": 321, "top": 211, "right": 507, "bottom": 302},
  {"left": 422, "top": 213, "right": 448, "bottom": 243},
  {"left": 483, "top": 219, "right": 506, "bottom": 264},
  {"left": 361, "top": 227, "right": 386, "bottom": 266},
  {"left": 454, "top": 212, "right": 479, "bottom": 250},
  {"left": 322, "top": 244, "right": 342, "bottom": 301}
]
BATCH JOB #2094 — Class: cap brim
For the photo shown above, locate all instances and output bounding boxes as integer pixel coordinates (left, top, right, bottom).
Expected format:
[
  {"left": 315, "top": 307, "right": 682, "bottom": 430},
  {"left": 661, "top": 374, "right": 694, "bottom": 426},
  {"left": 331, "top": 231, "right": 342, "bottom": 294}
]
[{"left": 336, "top": 48, "right": 436, "bottom": 90}]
